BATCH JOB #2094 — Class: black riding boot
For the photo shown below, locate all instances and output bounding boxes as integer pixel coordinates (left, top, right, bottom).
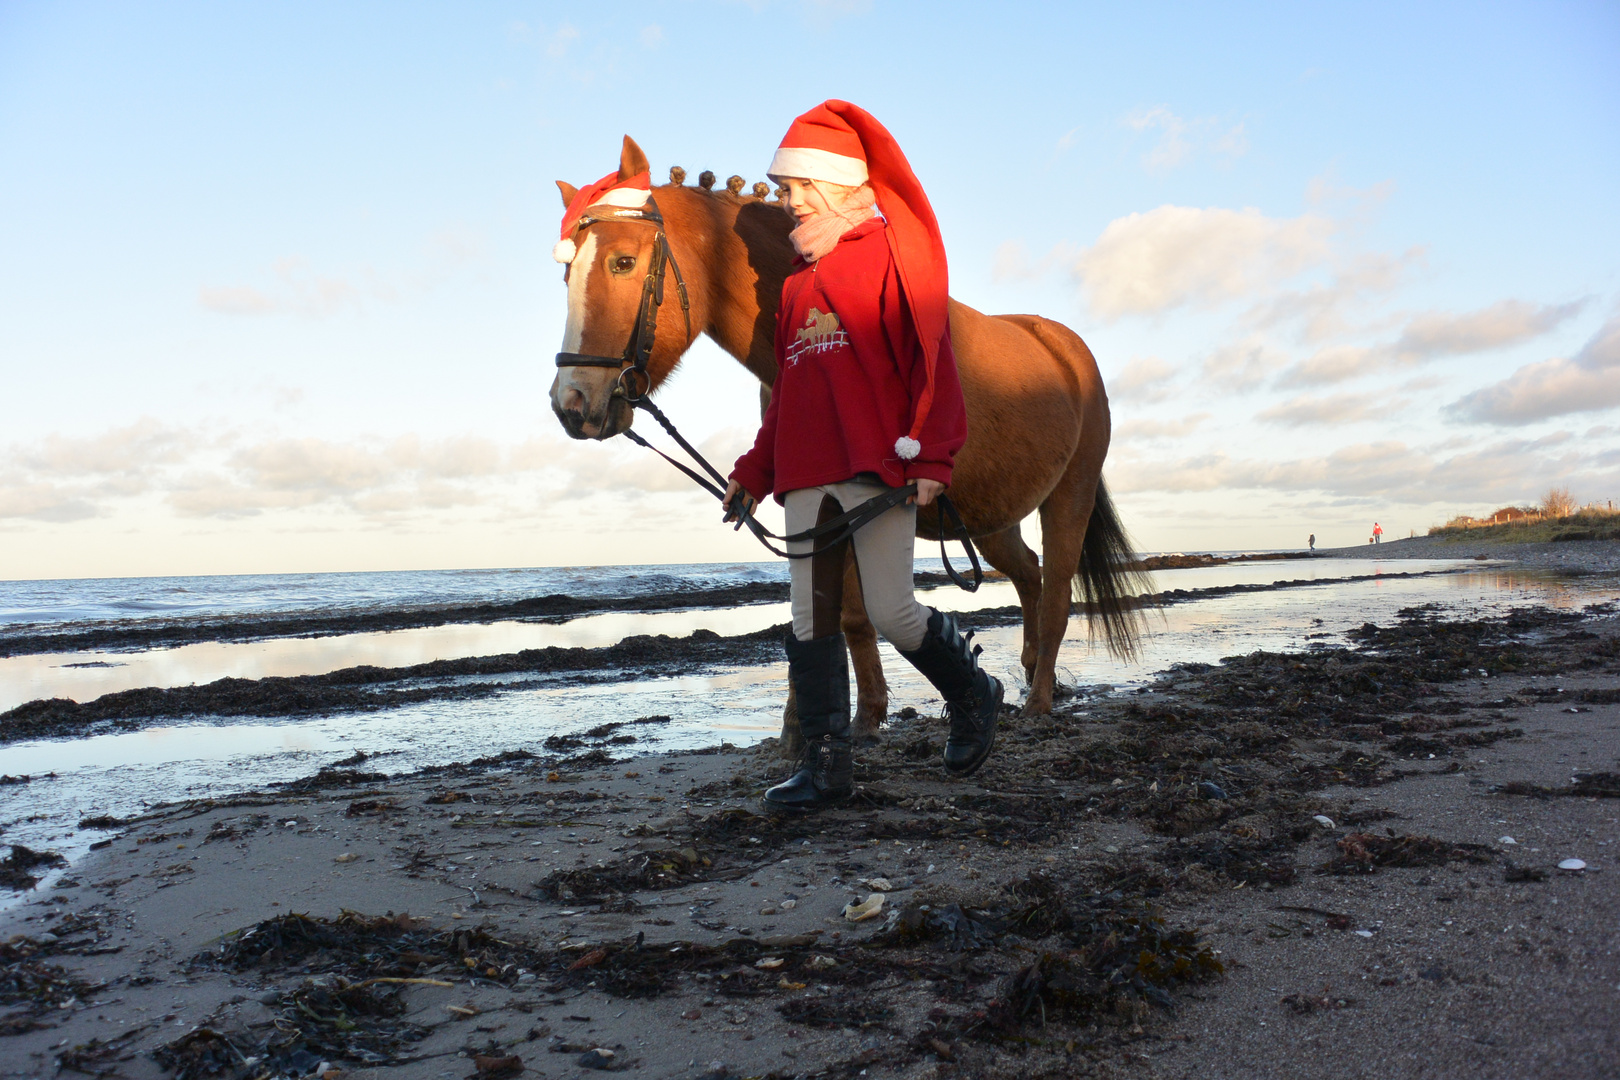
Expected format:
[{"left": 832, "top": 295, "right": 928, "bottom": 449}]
[
  {"left": 763, "top": 633, "right": 853, "bottom": 812},
  {"left": 898, "top": 609, "right": 1004, "bottom": 777}
]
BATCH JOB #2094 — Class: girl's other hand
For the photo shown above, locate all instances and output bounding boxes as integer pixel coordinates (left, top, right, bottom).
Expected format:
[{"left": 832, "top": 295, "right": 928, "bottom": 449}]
[
  {"left": 722, "top": 479, "right": 757, "bottom": 524},
  {"left": 911, "top": 479, "right": 945, "bottom": 508}
]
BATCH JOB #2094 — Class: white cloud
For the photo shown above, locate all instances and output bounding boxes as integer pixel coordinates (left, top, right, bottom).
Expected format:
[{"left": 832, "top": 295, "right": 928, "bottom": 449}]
[
  {"left": 638, "top": 24, "right": 663, "bottom": 48},
  {"left": 1121, "top": 107, "right": 1248, "bottom": 172},
  {"left": 1446, "top": 314, "right": 1620, "bottom": 425},
  {"left": 1276, "top": 344, "right": 1381, "bottom": 388},
  {"left": 1393, "top": 298, "right": 1588, "bottom": 358},
  {"left": 199, "top": 257, "right": 375, "bottom": 318},
  {"left": 0, "top": 415, "right": 759, "bottom": 526},
  {"left": 1274, "top": 298, "right": 1588, "bottom": 388},
  {"left": 1245, "top": 249, "right": 1420, "bottom": 343},
  {"left": 1123, "top": 106, "right": 1192, "bottom": 172},
  {"left": 1114, "top": 413, "right": 1210, "bottom": 440},
  {"left": 1257, "top": 391, "right": 1395, "bottom": 427},
  {"left": 1110, "top": 432, "right": 1611, "bottom": 506},
  {"left": 1201, "top": 338, "right": 1289, "bottom": 392},
  {"left": 1073, "top": 205, "right": 1334, "bottom": 320},
  {"left": 546, "top": 24, "right": 580, "bottom": 57},
  {"left": 1108, "top": 356, "right": 1178, "bottom": 402},
  {"left": 991, "top": 239, "right": 1074, "bottom": 282}
]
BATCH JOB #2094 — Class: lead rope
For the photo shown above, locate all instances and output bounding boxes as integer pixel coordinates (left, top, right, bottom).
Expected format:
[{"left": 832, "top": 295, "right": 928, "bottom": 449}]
[{"left": 622, "top": 394, "right": 982, "bottom": 591}]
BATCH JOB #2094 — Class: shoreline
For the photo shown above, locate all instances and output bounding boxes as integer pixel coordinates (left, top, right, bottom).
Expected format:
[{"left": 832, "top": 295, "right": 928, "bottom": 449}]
[
  {"left": 0, "top": 565, "right": 1494, "bottom": 744},
  {"left": 2, "top": 594, "right": 1616, "bottom": 1078}
]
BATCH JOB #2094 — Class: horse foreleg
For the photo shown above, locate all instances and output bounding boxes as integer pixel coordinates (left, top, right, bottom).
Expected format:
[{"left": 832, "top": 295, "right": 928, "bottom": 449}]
[
  {"left": 841, "top": 557, "right": 888, "bottom": 746},
  {"left": 778, "top": 680, "right": 804, "bottom": 760},
  {"left": 1026, "top": 482, "right": 1099, "bottom": 717},
  {"left": 971, "top": 524, "right": 1043, "bottom": 684}
]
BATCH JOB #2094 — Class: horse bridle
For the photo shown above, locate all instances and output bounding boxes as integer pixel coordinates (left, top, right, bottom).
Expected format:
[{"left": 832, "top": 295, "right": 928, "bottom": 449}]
[{"left": 553, "top": 194, "right": 691, "bottom": 403}]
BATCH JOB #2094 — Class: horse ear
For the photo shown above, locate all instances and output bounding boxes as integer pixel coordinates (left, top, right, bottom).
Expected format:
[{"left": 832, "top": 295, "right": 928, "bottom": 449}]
[
  {"left": 619, "top": 136, "right": 650, "bottom": 181},
  {"left": 556, "top": 180, "right": 579, "bottom": 208}
]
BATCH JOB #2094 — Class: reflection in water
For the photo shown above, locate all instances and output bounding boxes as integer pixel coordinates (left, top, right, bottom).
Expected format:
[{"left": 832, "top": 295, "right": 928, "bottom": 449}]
[
  {"left": 0, "top": 562, "right": 1611, "bottom": 883},
  {"left": 0, "top": 559, "right": 1485, "bottom": 711}
]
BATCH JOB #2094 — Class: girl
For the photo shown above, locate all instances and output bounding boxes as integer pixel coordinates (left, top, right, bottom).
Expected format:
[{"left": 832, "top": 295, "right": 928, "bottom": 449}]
[{"left": 722, "top": 100, "right": 1003, "bottom": 812}]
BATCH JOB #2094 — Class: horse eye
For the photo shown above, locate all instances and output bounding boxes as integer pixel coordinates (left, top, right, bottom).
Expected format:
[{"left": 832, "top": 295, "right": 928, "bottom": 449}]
[{"left": 610, "top": 255, "right": 636, "bottom": 273}]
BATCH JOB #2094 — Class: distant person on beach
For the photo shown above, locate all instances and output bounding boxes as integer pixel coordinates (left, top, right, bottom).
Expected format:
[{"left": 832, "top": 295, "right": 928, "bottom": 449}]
[
  {"left": 723, "top": 101, "right": 1001, "bottom": 812},
  {"left": 1308, "top": 533, "right": 1315, "bottom": 551},
  {"left": 1373, "top": 522, "right": 1383, "bottom": 544}
]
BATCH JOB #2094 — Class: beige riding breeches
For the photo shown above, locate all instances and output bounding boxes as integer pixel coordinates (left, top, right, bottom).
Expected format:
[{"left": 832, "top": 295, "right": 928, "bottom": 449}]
[{"left": 784, "top": 478, "right": 929, "bottom": 651}]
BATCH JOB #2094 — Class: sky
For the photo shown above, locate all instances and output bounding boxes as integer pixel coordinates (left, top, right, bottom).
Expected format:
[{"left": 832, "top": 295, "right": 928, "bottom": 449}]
[{"left": 1, "top": 1, "right": 1617, "bottom": 581}]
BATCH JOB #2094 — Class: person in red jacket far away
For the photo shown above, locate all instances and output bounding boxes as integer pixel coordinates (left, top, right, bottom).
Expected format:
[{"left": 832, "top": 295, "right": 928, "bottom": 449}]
[
  {"left": 1373, "top": 522, "right": 1383, "bottom": 544},
  {"left": 721, "top": 100, "right": 1003, "bottom": 812}
]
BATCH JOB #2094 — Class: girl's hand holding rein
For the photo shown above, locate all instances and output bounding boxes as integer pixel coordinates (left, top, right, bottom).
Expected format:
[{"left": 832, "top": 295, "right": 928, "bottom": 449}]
[
  {"left": 911, "top": 478, "right": 945, "bottom": 507},
  {"left": 722, "top": 478, "right": 757, "bottom": 524}
]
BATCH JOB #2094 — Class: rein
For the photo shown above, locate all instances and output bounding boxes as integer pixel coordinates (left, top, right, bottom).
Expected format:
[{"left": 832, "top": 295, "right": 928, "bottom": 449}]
[{"left": 554, "top": 195, "right": 982, "bottom": 592}]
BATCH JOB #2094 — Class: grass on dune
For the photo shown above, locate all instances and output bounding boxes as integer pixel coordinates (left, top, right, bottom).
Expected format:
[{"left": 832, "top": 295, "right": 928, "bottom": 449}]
[{"left": 1429, "top": 505, "right": 1620, "bottom": 544}]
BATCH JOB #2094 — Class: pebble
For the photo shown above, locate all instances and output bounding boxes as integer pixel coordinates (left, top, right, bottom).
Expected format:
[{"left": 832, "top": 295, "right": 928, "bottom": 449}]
[
  {"left": 779, "top": 899, "right": 797, "bottom": 910},
  {"left": 1354, "top": 930, "right": 1374, "bottom": 938},
  {"left": 1198, "top": 781, "right": 1228, "bottom": 800},
  {"left": 1557, "top": 858, "right": 1586, "bottom": 872},
  {"left": 578, "top": 1048, "right": 615, "bottom": 1070},
  {"left": 1499, "top": 836, "right": 1517, "bottom": 845},
  {"left": 1313, "top": 815, "right": 1335, "bottom": 829},
  {"left": 842, "top": 893, "right": 885, "bottom": 921}
]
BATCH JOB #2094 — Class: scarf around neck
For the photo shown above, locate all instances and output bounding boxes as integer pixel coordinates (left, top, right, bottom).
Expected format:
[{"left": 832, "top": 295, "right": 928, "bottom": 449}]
[{"left": 789, "top": 185, "right": 878, "bottom": 262}]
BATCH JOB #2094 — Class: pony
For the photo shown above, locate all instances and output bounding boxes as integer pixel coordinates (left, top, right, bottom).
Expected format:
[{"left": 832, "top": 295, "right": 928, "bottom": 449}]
[{"left": 550, "top": 137, "right": 1146, "bottom": 754}]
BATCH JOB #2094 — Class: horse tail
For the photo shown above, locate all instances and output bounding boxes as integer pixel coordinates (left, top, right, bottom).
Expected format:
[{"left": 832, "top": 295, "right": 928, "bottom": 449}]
[{"left": 1072, "top": 478, "right": 1154, "bottom": 661}]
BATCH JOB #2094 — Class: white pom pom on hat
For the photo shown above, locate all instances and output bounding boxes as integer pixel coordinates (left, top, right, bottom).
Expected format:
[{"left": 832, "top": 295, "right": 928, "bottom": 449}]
[
  {"left": 894, "top": 436, "right": 921, "bottom": 460},
  {"left": 553, "top": 238, "right": 577, "bottom": 265}
]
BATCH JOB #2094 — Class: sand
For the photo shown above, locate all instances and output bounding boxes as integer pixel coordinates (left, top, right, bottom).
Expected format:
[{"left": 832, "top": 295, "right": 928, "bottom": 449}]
[{"left": 2, "top": 543, "right": 1617, "bottom": 1080}]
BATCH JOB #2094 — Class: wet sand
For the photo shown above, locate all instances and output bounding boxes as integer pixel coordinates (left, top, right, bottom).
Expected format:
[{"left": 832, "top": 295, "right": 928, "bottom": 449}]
[{"left": 2, "top": 585, "right": 1617, "bottom": 1079}]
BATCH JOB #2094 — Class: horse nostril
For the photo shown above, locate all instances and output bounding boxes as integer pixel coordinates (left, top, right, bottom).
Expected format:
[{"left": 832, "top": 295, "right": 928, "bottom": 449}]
[{"left": 561, "top": 388, "right": 585, "bottom": 415}]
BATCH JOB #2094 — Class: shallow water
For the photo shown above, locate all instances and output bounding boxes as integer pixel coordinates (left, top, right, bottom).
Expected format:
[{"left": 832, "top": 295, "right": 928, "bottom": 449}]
[
  {"left": 2, "top": 559, "right": 1611, "bottom": 887},
  {"left": 0, "top": 561, "right": 795, "bottom": 628},
  {"left": 0, "top": 558, "right": 1476, "bottom": 712}
]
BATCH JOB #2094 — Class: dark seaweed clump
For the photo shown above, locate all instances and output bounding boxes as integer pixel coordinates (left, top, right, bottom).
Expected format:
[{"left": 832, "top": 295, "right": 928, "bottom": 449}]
[
  {"left": 193, "top": 911, "right": 546, "bottom": 985},
  {"left": 1320, "top": 831, "right": 1495, "bottom": 875},
  {"left": 0, "top": 934, "right": 102, "bottom": 1036},
  {"left": 154, "top": 980, "right": 427, "bottom": 1080},
  {"left": 0, "top": 845, "right": 67, "bottom": 891}
]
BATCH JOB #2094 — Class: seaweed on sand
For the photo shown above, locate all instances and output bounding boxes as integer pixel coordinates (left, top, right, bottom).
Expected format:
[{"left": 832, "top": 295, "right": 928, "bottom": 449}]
[
  {"left": 1, "top": 934, "right": 101, "bottom": 1037},
  {"left": 990, "top": 898, "right": 1221, "bottom": 1027},
  {"left": 0, "top": 844, "right": 67, "bottom": 890},
  {"left": 1495, "top": 771, "right": 1620, "bottom": 799},
  {"left": 1320, "top": 831, "right": 1494, "bottom": 875},
  {"left": 192, "top": 911, "right": 547, "bottom": 986},
  {"left": 153, "top": 981, "right": 429, "bottom": 1079},
  {"left": 534, "top": 845, "right": 717, "bottom": 903}
]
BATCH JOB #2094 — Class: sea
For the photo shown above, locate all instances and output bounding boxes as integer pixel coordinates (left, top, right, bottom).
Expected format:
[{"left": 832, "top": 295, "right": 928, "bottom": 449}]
[{"left": 0, "top": 555, "right": 1613, "bottom": 891}]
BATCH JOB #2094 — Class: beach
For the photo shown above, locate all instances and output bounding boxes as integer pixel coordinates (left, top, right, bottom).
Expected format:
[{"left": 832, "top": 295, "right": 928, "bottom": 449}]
[{"left": 1, "top": 540, "right": 1617, "bottom": 1079}]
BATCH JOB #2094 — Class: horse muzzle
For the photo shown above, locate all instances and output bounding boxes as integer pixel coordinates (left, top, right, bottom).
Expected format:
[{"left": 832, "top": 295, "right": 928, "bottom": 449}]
[{"left": 550, "top": 380, "right": 632, "bottom": 440}]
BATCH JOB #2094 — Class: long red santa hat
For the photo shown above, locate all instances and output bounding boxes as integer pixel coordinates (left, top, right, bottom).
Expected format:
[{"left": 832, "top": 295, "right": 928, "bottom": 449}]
[{"left": 767, "top": 101, "right": 949, "bottom": 462}]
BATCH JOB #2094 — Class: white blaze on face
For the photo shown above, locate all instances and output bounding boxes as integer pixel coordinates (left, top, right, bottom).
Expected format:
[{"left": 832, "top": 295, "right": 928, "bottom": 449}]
[{"left": 561, "top": 231, "right": 598, "bottom": 355}]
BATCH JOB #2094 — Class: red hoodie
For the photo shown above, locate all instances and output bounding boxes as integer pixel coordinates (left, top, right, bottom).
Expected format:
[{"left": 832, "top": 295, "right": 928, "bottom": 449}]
[{"left": 730, "top": 218, "right": 967, "bottom": 503}]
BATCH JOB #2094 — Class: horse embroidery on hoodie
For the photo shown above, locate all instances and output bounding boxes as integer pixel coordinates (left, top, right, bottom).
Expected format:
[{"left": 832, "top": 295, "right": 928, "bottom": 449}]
[{"left": 785, "top": 306, "right": 849, "bottom": 367}]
